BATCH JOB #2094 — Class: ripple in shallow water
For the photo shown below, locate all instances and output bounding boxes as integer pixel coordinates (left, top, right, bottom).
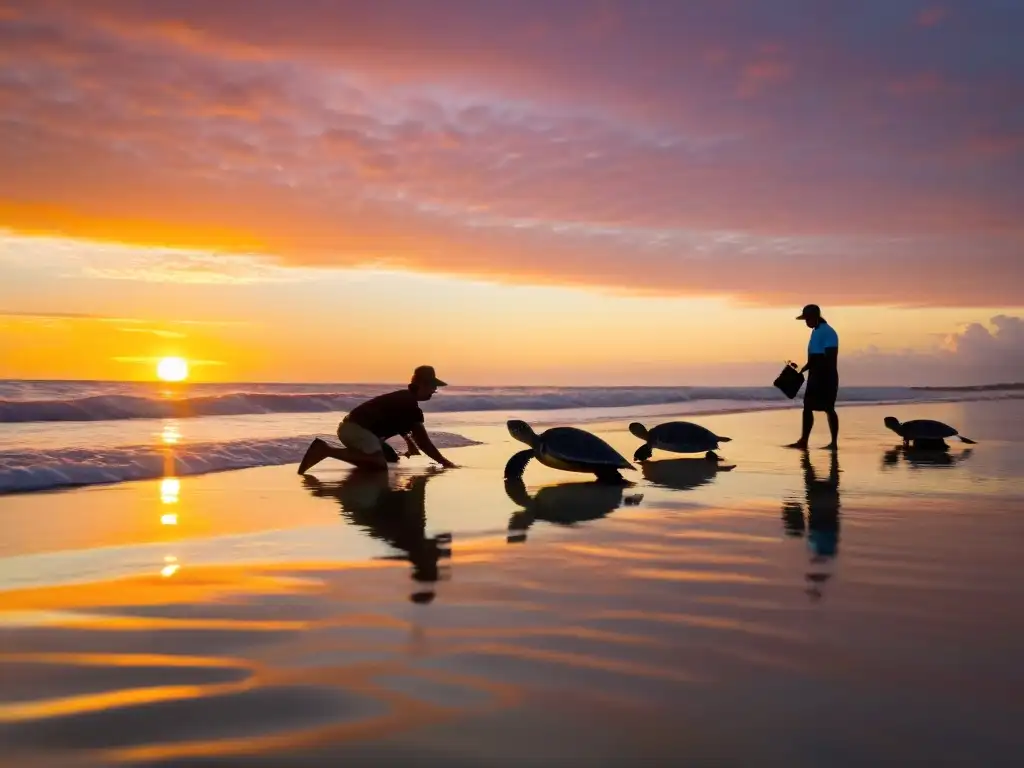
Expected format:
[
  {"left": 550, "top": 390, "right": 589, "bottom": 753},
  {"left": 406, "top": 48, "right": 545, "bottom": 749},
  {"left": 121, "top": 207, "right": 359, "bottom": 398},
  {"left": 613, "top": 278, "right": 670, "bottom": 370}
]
[{"left": 1, "top": 488, "right": 1022, "bottom": 766}]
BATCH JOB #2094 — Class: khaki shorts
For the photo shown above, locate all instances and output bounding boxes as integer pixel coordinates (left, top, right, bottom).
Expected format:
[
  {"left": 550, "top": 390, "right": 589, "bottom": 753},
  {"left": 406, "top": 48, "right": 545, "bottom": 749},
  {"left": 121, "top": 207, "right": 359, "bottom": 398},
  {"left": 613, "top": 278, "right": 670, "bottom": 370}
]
[{"left": 337, "top": 419, "right": 385, "bottom": 455}]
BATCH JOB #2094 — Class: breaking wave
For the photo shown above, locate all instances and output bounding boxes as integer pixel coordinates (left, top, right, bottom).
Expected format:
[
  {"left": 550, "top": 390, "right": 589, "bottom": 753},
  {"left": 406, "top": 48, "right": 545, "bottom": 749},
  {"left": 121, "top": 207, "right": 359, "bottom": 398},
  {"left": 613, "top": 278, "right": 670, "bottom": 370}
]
[
  {"left": 0, "top": 431, "right": 482, "bottom": 494},
  {"left": 0, "top": 384, "right": 964, "bottom": 424}
]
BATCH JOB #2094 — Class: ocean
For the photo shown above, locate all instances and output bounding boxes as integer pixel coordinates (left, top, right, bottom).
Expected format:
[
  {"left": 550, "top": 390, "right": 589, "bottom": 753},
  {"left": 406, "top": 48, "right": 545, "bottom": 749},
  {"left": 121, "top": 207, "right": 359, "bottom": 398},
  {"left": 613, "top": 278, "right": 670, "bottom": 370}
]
[{"left": 1, "top": 379, "right": 1018, "bottom": 495}]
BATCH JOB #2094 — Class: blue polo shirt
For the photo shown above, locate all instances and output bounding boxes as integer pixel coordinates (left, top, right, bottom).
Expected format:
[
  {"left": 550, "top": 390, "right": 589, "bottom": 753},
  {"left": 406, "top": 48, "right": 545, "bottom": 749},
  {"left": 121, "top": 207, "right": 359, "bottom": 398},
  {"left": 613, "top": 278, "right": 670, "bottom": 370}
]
[{"left": 808, "top": 322, "right": 839, "bottom": 356}]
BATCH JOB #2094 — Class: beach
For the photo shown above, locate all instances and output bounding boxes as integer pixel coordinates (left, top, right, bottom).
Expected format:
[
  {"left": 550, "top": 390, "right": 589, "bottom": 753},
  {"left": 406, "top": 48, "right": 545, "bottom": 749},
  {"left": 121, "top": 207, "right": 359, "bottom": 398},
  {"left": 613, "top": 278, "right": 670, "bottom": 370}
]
[{"left": 1, "top": 397, "right": 1023, "bottom": 766}]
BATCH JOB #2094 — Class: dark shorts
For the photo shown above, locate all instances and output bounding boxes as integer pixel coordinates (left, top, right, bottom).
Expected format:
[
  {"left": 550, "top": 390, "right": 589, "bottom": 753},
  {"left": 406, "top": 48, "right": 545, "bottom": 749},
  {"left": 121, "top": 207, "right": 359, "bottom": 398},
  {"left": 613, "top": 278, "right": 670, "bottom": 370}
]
[{"left": 803, "top": 373, "right": 838, "bottom": 412}]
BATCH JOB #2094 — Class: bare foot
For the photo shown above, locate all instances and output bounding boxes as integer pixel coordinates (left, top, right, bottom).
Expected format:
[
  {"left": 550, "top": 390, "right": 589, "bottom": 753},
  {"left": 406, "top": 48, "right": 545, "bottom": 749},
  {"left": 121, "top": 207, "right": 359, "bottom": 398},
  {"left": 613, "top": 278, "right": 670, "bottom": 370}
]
[
  {"left": 297, "top": 438, "right": 329, "bottom": 474},
  {"left": 822, "top": 442, "right": 838, "bottom": 450},
  {"left": 785, "top": 441, "right": 808, "bottom": 450}
]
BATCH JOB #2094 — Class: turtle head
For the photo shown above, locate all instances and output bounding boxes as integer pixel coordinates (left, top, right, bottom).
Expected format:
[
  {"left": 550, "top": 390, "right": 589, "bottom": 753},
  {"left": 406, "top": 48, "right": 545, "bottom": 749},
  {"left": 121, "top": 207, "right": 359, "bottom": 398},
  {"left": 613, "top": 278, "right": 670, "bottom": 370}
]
[
  {"left": 507, "top": 419, "right": 538, "bottom": 447},
  {"left": 883, "top": 416, "right": 902, "bottom": 434},
  {"left": 628, "top": 422, "right": 649, "bottom": 440}
]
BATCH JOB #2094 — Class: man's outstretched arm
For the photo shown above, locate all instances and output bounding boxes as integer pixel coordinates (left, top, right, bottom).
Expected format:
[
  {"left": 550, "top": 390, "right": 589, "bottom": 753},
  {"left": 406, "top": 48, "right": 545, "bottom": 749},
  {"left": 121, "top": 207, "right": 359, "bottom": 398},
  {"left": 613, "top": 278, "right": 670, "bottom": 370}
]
[
  {"left": 410, "top": 424, "right": 458, "bottom": 468},
  {"left": 401, "top": 432, "right": 421, "bottom": 456}
]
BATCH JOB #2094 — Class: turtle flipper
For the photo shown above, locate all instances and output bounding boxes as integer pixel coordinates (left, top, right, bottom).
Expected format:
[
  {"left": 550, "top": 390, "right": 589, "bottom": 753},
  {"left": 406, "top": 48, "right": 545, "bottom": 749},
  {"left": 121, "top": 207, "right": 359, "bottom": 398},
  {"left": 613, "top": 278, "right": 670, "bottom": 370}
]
[
  {"left": 595, "top": 468, "right": 628, "bottom": 484},
  {"left": 957, "top": 435, "right": 977, "bottom": 444},
  {"left": 633, "top": 443, "right": 653, "bottom": 462},
  {"left": 504, "top": 449, "right": 535, "bottom": 479}
]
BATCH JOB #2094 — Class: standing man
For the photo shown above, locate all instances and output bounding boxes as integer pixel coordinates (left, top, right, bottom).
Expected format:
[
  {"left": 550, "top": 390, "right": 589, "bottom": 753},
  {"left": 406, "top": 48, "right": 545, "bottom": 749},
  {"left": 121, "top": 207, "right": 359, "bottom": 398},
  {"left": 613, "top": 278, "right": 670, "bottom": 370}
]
[
  {"left": 297, "top": 365, "right": 460, "bottom": 474},
  {"left": 789, "top": 304, "right": 839, "bottom": 450}
]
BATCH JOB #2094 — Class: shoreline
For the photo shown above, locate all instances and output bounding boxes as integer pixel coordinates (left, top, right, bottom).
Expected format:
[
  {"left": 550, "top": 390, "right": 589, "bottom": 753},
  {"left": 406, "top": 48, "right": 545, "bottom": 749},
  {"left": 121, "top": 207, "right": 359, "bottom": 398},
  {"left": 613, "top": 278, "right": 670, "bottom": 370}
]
[
  {"left": 2, "top": 399, "right": 1020, "bottom": 593},
  {"left": 3, "top": 391, "right": 1022, "bottom": 498}
]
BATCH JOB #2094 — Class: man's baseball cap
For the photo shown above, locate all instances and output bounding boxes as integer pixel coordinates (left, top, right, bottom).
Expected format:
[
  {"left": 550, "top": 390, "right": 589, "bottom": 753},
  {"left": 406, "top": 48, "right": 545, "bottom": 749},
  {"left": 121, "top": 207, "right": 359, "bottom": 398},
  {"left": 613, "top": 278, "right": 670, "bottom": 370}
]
[
  {"left": 411, "top": 365, "right": 447, "bottom": 387},
  {"left": 796, "top": 304, "right": 821, "bottom": 320}
]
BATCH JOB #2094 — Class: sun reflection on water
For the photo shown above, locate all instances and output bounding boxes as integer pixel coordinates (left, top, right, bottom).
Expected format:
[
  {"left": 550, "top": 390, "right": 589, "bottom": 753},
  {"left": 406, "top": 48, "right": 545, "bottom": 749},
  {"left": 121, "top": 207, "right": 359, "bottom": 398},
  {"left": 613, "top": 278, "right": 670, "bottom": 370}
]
[
  {"left": 160, "top": 556, "right": 179, "bottom": 578},
  {"left": 160, "top": 477, "right": 180, "bottom": 506},
  {"left": 160, "top": 422, "right": 181, "bottom": 445}
]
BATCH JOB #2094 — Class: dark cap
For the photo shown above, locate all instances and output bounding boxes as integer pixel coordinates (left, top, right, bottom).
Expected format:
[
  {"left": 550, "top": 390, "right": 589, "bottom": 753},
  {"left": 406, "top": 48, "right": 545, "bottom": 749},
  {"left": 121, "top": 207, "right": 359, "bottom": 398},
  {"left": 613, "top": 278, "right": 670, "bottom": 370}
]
[
  {"left": 411, "top": 365, "right": 447, "bottom": 387},
  {"left": 796, "top": 304, "right": 821, "bottom": 320}
]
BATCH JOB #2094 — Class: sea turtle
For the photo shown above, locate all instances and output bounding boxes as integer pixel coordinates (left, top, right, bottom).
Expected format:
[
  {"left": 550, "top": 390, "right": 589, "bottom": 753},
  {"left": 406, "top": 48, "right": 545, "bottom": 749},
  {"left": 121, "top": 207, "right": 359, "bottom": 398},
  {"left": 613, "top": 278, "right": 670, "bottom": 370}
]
[
  {"left": 883, "top": 416, "right": 977, "bottom": 449},
  {"left": 628, "top": 420, "right": 732, "bottom": 462},
  {"left": 504, "top": 477, "right": 643, "bottom": 543},
  {"left": 504, "top": 419, "right": 635, "bottom": 483},
  {"left": 640, "top": 457, "right": 735, "bottom": 491}
]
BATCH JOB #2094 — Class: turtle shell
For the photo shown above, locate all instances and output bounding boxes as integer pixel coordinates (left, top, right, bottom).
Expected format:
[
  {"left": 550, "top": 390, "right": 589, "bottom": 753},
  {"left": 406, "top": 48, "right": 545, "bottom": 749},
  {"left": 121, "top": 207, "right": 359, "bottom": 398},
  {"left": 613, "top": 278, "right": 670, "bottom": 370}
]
[
  {"left": 898, "top": 419, "right": 959, "bottom": 439},
  {"left": 538, "top": 427, "right": 632, "bottom": 469},
  {"left": 648, "top": 421, "right": 722, "bottom": 451}
]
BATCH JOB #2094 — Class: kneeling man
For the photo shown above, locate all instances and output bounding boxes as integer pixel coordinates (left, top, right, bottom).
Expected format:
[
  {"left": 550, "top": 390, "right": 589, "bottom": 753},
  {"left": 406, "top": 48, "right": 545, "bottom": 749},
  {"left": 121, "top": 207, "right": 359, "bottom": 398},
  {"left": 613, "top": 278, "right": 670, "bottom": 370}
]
[{"left": 297, "top": 365, "right": 459, "bottom": 473}]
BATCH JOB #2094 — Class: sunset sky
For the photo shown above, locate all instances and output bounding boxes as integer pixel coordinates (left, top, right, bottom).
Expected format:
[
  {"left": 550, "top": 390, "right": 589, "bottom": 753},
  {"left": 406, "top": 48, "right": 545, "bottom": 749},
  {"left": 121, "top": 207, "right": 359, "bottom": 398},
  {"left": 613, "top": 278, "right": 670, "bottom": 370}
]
[{"left": 0, "top": 0, "right": 1021, "bottom": 385}]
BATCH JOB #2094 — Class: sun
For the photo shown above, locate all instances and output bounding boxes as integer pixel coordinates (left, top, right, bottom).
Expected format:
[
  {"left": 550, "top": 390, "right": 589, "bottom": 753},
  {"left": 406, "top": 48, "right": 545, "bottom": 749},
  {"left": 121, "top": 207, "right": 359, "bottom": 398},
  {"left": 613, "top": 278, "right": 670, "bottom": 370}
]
[{"left": 156, "top": 356, "right": 189, "bottom": 382}]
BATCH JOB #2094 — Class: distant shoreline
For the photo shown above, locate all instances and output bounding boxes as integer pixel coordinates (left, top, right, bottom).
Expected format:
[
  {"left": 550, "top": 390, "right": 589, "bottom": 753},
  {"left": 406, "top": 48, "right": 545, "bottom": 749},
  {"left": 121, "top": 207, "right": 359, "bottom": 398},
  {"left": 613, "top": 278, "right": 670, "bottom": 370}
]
[{"left": 911, "top": 382, "right": 1023, "bottom": 392}]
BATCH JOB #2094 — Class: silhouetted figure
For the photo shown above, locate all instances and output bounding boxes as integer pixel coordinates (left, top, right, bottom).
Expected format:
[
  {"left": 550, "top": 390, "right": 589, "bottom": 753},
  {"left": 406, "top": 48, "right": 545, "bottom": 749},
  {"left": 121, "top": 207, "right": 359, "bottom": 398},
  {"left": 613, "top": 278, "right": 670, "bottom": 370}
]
[
  {"left": 781, "top": 449, "right": 841, "bottom": 600},
  {"left": 297, "top": 365, "right": 458, "bottom": 474},
  {"left": 303, "top": 468, "right": 451, "bottom": 604},
  {"left": 788, "top": 304, "right": 840, "bottom": 450},
  {"left": 504, "top": 477, "right": 642, "bottom": 544}
]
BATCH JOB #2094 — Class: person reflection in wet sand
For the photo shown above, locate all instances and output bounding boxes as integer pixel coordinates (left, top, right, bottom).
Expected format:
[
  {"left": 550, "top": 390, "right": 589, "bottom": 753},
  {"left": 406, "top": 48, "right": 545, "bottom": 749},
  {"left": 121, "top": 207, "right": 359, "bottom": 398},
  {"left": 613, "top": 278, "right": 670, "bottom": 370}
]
[
  {"left": 781, "top": 449, "right": 841, "bottom": 600},
  {"left": 504, "top": 477, "right": 643, "bottom": 544},
  {"left": 883, "top": 444, "right": 974, "bottom": 470},
  {"left": 303, "top": 468, "right": 451, "bottom": 604}
]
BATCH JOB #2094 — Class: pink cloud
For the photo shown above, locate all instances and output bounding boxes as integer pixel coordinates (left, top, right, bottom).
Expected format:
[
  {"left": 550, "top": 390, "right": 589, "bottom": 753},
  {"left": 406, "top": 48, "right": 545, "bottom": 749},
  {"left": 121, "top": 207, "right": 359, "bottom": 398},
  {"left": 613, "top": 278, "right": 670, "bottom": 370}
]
[
  {"left": 967, "top": 133, "right": 1024, "bottom": 157},
  {"left": 887, "top": 72, "right": 948, "bottom": 97},
  {"left": 0, "top": 1, "right": 1020, "bottom": 308},
  {"left": 842, "top": 315, "right": 1024, "bottom": 385},
  {"left": 738, "top": 55, "right": 794, "bottom": 98},
  {"left": 916, "top": 7, "right": 948, "bottom": 27}
]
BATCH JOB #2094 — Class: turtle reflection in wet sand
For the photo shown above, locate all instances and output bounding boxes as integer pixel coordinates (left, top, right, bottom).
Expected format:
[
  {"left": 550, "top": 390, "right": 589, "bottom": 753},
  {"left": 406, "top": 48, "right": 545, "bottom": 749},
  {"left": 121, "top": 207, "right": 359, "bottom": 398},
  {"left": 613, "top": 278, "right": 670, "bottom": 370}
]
[
  {"left": 504, "top": 477, "right": 643, "bottom": 544},
  {"left": 640, "top": 457, "right": 736, "bottom": 491},
  {"left": 883, "top": 444, "right": 974, "bottom": 469},
  {"left": 504, "top": 419, "right": 635, "bottom": 483}
]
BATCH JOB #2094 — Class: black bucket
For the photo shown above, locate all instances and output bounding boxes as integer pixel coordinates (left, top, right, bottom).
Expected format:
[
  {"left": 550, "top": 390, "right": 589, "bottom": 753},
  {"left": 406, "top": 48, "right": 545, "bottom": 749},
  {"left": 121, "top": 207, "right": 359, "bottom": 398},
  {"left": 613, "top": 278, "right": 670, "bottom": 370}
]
[{"left": 774, "top": 361, "right": 805, "bottom": 399}]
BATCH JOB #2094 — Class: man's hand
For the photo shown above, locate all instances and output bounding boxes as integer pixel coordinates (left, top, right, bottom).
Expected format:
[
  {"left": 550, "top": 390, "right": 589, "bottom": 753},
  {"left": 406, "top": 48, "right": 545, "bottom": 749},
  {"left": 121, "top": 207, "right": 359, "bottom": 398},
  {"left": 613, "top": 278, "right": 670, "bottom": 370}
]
[
  {"left": 410, "top": 423, "right": 459, "bottom": 469},
  {"left": 402, "top": 434, "right": 421, "bottom": 458}
]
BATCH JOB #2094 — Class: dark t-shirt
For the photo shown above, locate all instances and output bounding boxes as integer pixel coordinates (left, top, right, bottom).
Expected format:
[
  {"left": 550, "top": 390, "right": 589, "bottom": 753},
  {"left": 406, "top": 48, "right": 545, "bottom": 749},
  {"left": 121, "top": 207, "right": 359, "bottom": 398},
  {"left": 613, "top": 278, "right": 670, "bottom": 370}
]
[{"left": 347, "top": 388, "right": 424, "bottom": 439}]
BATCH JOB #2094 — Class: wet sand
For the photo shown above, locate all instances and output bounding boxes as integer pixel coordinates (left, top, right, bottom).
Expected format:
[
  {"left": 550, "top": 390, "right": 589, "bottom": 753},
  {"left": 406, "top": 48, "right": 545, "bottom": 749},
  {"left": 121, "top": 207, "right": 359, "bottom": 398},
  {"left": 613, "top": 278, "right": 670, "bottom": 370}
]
[{"left": 1, "top": 399, "right": 1023, "bottom": 766}]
